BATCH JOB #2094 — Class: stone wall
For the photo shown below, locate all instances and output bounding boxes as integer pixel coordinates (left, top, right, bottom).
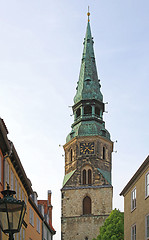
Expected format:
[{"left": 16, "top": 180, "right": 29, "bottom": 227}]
[{"left": 61, "top": 187, "right": 112, "bottom": 240}]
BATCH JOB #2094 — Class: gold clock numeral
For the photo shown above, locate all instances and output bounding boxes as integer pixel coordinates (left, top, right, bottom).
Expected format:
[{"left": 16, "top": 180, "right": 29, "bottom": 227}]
[{"left": 80, "top": 142, "right": 94, "bottom": 155}]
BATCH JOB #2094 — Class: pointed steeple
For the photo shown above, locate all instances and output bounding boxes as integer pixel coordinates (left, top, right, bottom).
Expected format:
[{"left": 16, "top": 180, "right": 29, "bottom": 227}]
[
  {"left": 74, "top": 14, "right": 103, "bottom": 104},
  {"left": 66, "top": 12, "right": 110, "bottom": 143}
]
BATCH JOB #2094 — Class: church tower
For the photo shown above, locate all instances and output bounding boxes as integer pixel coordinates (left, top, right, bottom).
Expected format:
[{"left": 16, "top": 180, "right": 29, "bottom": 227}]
[{"left": 61, "top": 12, "right": 113, "bottom": 240}]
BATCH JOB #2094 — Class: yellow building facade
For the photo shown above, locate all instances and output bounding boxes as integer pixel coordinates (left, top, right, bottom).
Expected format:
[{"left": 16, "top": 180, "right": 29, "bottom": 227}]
[
  {"left": 120, "top": 156, "right": 149, "bottom": 240},
  {"left": 0, "top": 118, "right": 55, "bottom": 240}
]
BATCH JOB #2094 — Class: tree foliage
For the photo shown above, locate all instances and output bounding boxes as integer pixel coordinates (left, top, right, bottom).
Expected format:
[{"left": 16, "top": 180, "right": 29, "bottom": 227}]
[{"left": 93, "top": 209, "right": 124, "bottom": 240}]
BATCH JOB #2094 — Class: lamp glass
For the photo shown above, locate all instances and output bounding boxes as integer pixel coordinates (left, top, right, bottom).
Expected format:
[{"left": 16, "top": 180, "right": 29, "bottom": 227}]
[
  {"left": 0, "top": 201, "right": 26, "bottom": 233},
  {"left": 0, "top": 203, "right": 8, "bottom": 231},
  {"left": 7, "top": 203, "right": 23, "bottom": 231}
]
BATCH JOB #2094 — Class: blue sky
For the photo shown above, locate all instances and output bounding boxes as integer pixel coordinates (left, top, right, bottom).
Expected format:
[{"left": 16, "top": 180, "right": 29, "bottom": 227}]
[{"left": 0, "top": 1, "right": 149, "bottom": 239}]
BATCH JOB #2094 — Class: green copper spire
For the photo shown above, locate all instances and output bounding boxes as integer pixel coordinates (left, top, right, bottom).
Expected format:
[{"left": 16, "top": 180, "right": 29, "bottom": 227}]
[
  {"left": 66, "top": 13, "right": 110, "bottom": 143},
  {"left": 74, "top": 16, "right": 103, "bottom": 104}
]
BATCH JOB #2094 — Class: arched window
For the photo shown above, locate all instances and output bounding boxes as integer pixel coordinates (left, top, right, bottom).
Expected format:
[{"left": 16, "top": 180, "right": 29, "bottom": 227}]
[
  {"left": 82, "top": 167, "right": 92, "bottom": 185},
  {"left": 70, "top": 149, "right": 73, "bottom": 162},
  {"left": 88, "top": 169, "right": 92, "bottom": 185},
  {"left": 84, "top": 106, "right": 92, "bottom": 115},
  {"left": 76, "top": 108, "right": 81, "bottom": 118},
  {"left": 83, "top": 196, "right": 91, "bottom": 215},
  {"left": 95, "top": 107, "right": 100, "bottom": 116},
  {"left": 83, "top": 170, "right": 86, "bottom": 184},
  {"left": 103, "top": 147, "right": 105, "bottom": 160}
]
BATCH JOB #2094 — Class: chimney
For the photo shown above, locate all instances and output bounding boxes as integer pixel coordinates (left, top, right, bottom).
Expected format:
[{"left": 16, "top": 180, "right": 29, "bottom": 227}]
[{"left": 48, "top": 190, "right": 53, "bottom": 224}]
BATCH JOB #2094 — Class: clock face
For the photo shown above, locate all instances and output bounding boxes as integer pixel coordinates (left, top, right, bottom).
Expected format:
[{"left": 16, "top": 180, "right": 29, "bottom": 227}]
[{"left": 80, "top": 142, "right": 94, "bottom": 155}]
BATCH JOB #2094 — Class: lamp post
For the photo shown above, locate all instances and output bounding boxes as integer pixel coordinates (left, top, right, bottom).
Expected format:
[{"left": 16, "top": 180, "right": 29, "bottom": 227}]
[{"left": 0, "top": 184, "right": 26, "bottom": 240}]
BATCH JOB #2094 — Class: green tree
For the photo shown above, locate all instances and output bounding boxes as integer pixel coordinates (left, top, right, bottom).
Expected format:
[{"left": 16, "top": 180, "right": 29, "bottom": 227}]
[{"left": 93, "top": 209, "right": 124, "bottom": 240}]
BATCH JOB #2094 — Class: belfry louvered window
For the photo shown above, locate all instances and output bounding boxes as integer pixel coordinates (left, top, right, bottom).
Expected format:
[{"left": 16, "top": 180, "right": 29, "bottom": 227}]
[
  {"left": 70, "top": 149, "right": 73, "bottom": 162},
  {"left": 88, "top": 169, "right": 92, "bottom": 184},
  {"left": 83, "top": 170, "right": 86, "bottom": 184},
  {"left": 103, "top": 147, "right": 106, "bottom": 160},
  {"left": 84, "top": 106, "right": 92, "bottom": 115},
  {"left": 76, "top": 108, "right": 81, "bottom": 118},
  {"left": 82, "top": 168, "right": 92, "bottom": 185}
]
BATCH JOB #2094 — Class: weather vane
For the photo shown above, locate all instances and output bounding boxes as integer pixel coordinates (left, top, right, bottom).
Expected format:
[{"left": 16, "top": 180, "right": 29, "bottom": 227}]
[{"left": 87, "top": 6, "right": 90, "bottom": 22}]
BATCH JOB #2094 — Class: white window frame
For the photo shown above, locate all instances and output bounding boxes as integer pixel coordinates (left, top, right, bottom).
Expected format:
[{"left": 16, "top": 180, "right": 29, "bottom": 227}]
[
  {"left": 146, "top": 214, "right": 149, "bottom": 240},
  {"left": 29, "top": 208, "right": 34, "bottom": 226},
  {"left": 22, "top": 228, "right": 25, "bottom": 240},
  {"left": 145, "top": 171, "right": 149, "bottom": 198},
  {"left": 131, "top": 224, "right": 136, "bottom": 240},
  {"left": 43, "top": 225, "right": 47, "bottom": 240},
  {"left": 25, "top": 195, "right": 27, "bottom": 204},
  {"left": 16, "top": 232, "right": 19, "bottom": 240},
  {"left": 131, "top": 187, "right": 136, "bottom": 211},
  {"left": 19, "top": 184, "right": 21, "bottom": 200},
  {"left": 15, "top": 177, "right": 18, "bottom": 198},
  {"left": 36, "top": 217, "right": 40, "bottom": 233},
  {"left": 5, "top": 160, "right": 9, "bottom": 186},
  {"left": 11, "top": 169, "right": 14, "bottom": 190},
  {"left": 22, "top": 190, "right": 24, "bottom": 201},
  {"left": 19, "top": 227, "right": 22, "bottom": 240}
]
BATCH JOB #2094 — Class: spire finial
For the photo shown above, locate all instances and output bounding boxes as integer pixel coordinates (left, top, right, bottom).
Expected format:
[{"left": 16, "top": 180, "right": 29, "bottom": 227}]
[{"left": 87, "top": 6, "right": 90, "bottom": 22}]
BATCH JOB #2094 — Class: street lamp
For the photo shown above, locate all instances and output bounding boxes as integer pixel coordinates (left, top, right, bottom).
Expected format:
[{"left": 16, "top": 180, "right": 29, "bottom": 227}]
[{"left": 0, "top": 184, "right": 26, "bottom": 240}]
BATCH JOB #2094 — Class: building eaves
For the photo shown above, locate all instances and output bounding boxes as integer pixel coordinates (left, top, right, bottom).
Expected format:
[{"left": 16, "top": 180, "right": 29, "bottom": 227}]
[
  {"left": 29, "top": 197, "right": 56, "bottom": 234},
  {"left": 11, "top": 144, "right": 33, "bottom": 195},
  {"left": 44, "top": 219, "right": 56, "bottom": 235},
  {"left": 120, "top": 155, "right": 149, "bottom": 196},
  {"left": 0, "top": 118, "right": 33, "bottom": 196},
  {"left": 29, "top": 196, "right": 44, "bottom": 220}
]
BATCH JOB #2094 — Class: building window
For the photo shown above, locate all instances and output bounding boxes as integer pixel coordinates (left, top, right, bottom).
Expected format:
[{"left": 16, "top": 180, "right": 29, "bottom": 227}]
[
  {"left": 82, "top": 167, "right": 92, "bottom": 185},
  {"left": 5, "top": 160, "right": 9, "bottom": 186},
  {"left": 25, "top": 195, "right": 27, "bottom": 204},
  {"left": 22, "top": 190, "right": 24, "bottom": 201},
  {"left": 146, "top": 215, "right": 149, "bottom": 239},
  {"left": 70, "top": 149, "right": 73, "bottom": 162},
  {"left": 37, "top": 217, "right": 40, "bottom": 233},
  {"left": 131, "top": 224, "right": 136, "bottom": 240},
  {"left": 83, "top": 196, "right": 91, "bottom": 215},
  {"left": 95, "top": 107, "right": 100, "bottom": 116},
  {"left": 19, "top": 184, "right": 21, "bottom": 199},
  {"left": 88, "top": 169, "right": 92, "bottom": 185},
  {"left": 15, "top": 177, "right": 18, "bottom": 198},
  {"left": 131, "top": 187, "right": 136, "bottom": 211},
  {"left": 103, "top": 147, "right": 106, "bottom": 160},
  {"left": 76, "top": 108, "right": 81, "bottom": 118},
  {"left": 11, "top": 169, "right": 14, "bottom": 190},
  {"left": 14, "top": 232, "right": 19, "bottom": 240},
  {"left": 83, "top": 170, "right": 86, "bottom": 184},
  {"left": 43, "top": 225, "right": 47, "bottom": 240},
  {"left": 19, "top": 227, "right": 22, "bottom": 240},
  {"left": 84, "top": 106, "right": 92, "bottom": 115},
  {"left": 145, "top": 172, "right": 149, "bottom": 198},
  {"left": 22, "top": 228, "right": 25, "bottom": 240},
  {"left": 29, "top": 208, "right": 34, "bottom": 226}
]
